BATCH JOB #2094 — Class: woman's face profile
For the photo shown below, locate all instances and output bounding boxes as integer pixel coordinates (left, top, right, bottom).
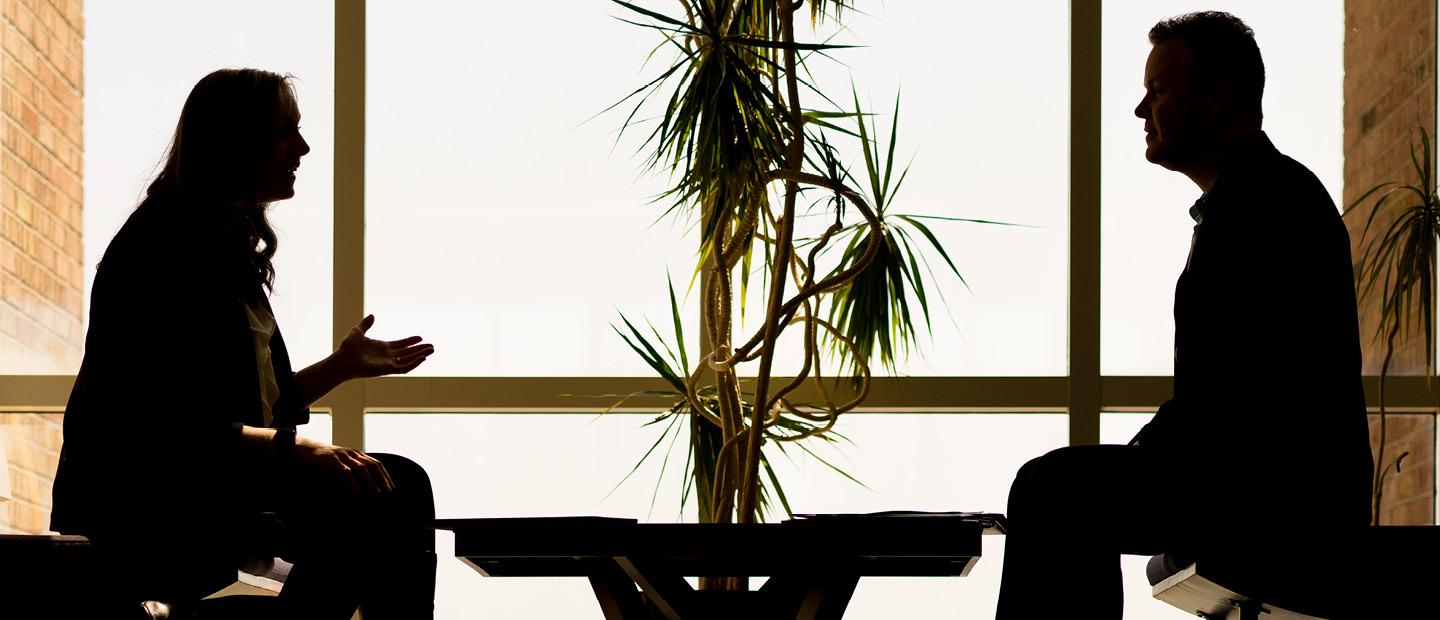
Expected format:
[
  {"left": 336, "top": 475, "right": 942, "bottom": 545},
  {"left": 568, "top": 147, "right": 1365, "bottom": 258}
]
[{"left": 253, "top": 95, "right": 310, "bottom": 204}]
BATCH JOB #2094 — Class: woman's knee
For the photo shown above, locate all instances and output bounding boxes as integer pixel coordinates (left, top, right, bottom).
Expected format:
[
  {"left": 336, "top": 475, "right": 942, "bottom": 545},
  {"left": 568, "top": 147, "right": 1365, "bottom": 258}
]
[
  {"left": 369, "top": 453, "right": 436, "bottom": 516},
  {"left": 370, "top": 453, "right": 430, "bottom": 487}
]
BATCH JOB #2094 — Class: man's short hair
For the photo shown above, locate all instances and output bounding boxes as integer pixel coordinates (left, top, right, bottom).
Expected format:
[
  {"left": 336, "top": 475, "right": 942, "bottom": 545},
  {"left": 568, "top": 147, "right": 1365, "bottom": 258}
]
[{"left": 1149, "top": 11, "right": 1265, "bottom": 122}]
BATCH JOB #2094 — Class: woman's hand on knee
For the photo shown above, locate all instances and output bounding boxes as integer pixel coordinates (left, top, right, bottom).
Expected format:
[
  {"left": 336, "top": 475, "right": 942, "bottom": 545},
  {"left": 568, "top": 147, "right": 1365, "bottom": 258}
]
[{"left": 295, "top": 437, "right": 397, "bottom": 493}]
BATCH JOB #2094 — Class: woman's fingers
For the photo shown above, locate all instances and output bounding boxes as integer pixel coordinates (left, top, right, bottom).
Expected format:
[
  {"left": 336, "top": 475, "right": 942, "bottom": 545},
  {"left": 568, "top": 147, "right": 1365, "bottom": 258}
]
[
  {"left": 377, "top": 459, "right": 396, "bottom": 491},
  {"left": 315, "top": 446, "right": 394, "bottom": 493},
  {"left": 394, "top": 355, "right": 430, "bottom": 374},
  {"left": 338, "top": 464, "right": 363, "bottom": 492},
  {"left": 382, "top": 344, "right": 433, "bottom": 375},
  {"left": 295, "top": 439, "right": 393, "bottom": 493},
  {"left": 395, "top": 345, "right": 434, "bottom": 363},
  {"left": 387, "top": 335, "right": 424, "bottom": 348},
  {"left": 344, "top": 451, "right": 387, "bottom": 493},
  {"left": 396, "top": 343, "right": 432, "bottom": 356},
  {"left": 353, "top": 463, "right": 381, "bottom": 493}
]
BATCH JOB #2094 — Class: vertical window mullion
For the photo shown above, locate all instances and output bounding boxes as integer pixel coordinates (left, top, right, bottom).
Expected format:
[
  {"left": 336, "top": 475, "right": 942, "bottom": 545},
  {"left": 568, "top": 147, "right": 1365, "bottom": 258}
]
[
  {"left": 1069, "top": 0, "right": 1102, "bottom": 445},
  {"left": 332, "top": 0, "right": 367, "bottom": 448}
]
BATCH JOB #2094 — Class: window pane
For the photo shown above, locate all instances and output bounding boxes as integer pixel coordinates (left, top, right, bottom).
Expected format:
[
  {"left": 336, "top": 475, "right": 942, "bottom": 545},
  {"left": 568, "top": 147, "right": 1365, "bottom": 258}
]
[
  {"left": 84, "top": 1, "right": 336, "bottom": 369},
  {"left": 1099, "top": 411, "right": 1152, "bottom": 446},
  {"left": 1101, "top": 1, "right": 1345, "bottom": 375},
  {"left": 364, "top": 0, "right": 688, "bottom": 378},
  {"left": 365, "top": 1, "right": 1067, "bottom": 377},
  {"left": 297, "top": 412, "right": 332, "bottom": 446},
  {"left": 723, "top": 2, "right": 1071, "bottom": 377},
  {"left": 766, "top": 413, "right": 1068, "bottom": 619},
  {"left": 366, "top": 412, "right": 1066, "bottom": 619}
]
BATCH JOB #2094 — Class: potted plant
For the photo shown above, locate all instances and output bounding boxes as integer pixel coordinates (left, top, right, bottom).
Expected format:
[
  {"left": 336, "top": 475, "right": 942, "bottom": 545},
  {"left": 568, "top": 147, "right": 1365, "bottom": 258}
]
[
  {"left": 604, "top": 0, "right": 994, "bottom": 534},
  {"left": 1344, "top": 127, "right": 1437, "bottom": 524}
]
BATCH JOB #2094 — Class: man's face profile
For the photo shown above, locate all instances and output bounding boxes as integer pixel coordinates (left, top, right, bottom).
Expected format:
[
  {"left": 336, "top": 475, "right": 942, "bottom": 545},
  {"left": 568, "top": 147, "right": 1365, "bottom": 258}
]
[{"left": 1134, "top": 38, "right": 1211, "bottom": 173}]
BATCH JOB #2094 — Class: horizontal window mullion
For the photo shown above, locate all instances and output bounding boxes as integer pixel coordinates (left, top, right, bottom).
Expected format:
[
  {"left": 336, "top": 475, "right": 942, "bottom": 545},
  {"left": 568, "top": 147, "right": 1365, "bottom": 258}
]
[
  {"left": 347, "top": 376, "right": 1071, "bottom": 413},
  {"left": 5, "top": 375, "right": 1435, "bottom": 413}
]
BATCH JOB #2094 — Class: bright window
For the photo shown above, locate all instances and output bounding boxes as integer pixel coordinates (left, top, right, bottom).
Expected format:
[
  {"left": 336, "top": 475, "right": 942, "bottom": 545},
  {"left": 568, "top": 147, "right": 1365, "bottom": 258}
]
[
  {"left": 1100, "top": 0, "right": 1345, "bottom": 375},
  {"left": 366, "top": 412, "right": 1067, "bottom": 619},
  {"left": 84, "top": 0, "right": 336, "bottom": 367},
  {"left": 363, "top": 0, "right": 1068, "bottom": 377},
  {"left": 0, "top": 0, "right": 1408, "bottom": 615}
]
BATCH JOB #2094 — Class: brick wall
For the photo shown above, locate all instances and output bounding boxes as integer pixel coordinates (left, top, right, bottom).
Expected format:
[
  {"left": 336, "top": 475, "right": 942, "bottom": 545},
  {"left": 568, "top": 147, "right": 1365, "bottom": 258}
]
[
  {"left": 1343, "top": 0, "right": 1437, "bottom": 526},
  {"left": 0, "top": 412, "right": 62, "bottom": 533},
  {"left": 0, "top": 0, "right": 83, "bottom": 376},
  {"left": 1369, "top": 413, "right": 1436, "bottom": 524},
  {"left": 0, "top": 0, "right": 82, "bottom": 535}
]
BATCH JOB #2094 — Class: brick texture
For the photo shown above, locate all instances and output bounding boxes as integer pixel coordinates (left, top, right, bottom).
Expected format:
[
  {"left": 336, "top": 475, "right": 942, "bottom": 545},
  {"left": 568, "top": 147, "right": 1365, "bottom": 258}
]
[
  {"left": 0, "top": 0, "right": 81, "bottom": 535},
  {"left": 0, "top": 0, "right": 83, "bottom": 377},
  {"left": 1367, "top": 413, "right": 1435, "bottom": 525},
  {"left": 1343, "top": 0, "right": 1437, "bottom": 526},
  {"left": 1, "top": 412, "right": 62, "bottom": 534}
]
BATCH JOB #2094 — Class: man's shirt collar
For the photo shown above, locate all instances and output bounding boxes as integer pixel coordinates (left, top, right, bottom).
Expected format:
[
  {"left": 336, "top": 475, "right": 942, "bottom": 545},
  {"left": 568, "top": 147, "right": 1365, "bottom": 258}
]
[{"left": 1189, "top": 195, "right": 1208, "bottom": 226}]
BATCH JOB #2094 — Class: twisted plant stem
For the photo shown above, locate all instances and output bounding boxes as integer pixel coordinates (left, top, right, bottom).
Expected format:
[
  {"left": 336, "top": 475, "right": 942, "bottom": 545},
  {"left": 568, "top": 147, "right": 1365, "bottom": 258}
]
[{"left": 737, "top": 0, "right": 807, "bottom": 525}]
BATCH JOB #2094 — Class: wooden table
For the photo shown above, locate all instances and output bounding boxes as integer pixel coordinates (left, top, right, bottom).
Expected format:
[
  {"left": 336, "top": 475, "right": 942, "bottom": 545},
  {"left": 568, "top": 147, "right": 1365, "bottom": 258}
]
[{"left": 436, "top": 512, "right": 1004, "bottom": 620}]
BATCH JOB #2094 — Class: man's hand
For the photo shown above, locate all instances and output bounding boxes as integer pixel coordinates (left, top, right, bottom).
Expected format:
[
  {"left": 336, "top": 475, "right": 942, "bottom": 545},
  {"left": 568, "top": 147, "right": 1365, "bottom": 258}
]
[
  {"left": 333, "top": 314, "right": 434, "bottom": 381},
  {"left": 294, "top": 436, "right": 396, "bottom": 493}
]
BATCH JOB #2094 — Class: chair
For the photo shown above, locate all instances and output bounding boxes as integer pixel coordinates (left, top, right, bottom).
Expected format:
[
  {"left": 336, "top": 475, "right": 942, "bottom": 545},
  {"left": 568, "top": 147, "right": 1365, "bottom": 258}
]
[
  {"left": 0, "top": 532, "right": 286, "bottom": 619},
  {"left": 1146, "top": 526, "right": 1438, "bottom": 620}
]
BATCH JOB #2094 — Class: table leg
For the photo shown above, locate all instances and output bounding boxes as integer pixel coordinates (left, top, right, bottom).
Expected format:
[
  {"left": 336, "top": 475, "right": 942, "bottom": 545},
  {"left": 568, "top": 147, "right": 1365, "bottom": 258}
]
[
  {"left": 581, "top": 557, "right": 651, "bottom": 620},
  {"left": 587, "top": 558, "right": 862, "bottom": 620},
  {"left": 792, "top": 573, "right": 861, "bottom": 620},
  {"left": 615, "top": 556, "right": 698, "bottom": 620}
]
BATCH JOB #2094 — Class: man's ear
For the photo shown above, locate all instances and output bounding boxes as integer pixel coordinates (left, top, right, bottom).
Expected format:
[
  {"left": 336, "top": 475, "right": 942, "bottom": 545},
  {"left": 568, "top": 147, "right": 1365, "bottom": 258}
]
[{"left": 1206, "top": 78, "right": 1234, "bottom": 119}]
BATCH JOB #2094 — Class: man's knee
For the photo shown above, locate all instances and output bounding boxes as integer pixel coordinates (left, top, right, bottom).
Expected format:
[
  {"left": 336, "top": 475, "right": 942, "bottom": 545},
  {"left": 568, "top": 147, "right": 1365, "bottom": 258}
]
[
  {"left": 1013, "top": 446, "right": 1091, "bottom": 489},
  {"left": 1008, "top": 445, "right": 1137, "bottom": 519},
  {"left": 1007, "top": 449, "right": 1070, "bottom": 521}
]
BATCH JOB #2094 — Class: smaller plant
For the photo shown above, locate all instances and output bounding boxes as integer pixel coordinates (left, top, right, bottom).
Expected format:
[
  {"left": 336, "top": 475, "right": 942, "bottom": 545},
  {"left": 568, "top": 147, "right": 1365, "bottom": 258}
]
[{"left": 1344, "top": 127, "right": 1438, "bottom": 525}]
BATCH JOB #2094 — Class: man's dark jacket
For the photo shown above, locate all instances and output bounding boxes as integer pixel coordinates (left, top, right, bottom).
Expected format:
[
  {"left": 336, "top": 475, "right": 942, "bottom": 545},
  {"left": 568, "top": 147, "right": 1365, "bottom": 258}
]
[
  {"left": 51, "top": 196, "right": 309, "bottom": 541},
  {"left": 1133, "top": 131, "right": 1373, "bottom": 526}
]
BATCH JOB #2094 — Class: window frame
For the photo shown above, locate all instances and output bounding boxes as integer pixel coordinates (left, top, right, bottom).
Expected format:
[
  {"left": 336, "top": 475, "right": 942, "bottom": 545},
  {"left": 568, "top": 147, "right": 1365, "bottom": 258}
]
[{"left": 2, "top": 1, "right": 1435, "bottom": 450}]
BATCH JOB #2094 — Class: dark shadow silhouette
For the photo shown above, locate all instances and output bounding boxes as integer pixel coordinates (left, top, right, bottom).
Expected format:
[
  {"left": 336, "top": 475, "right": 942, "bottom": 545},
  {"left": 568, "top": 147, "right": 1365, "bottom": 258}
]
[
  {"left": 995, "top": 13, "right": 1372, "bottom": 619},
  {"left": 45, "top": 68, "right": 436, "bottom": 620}
]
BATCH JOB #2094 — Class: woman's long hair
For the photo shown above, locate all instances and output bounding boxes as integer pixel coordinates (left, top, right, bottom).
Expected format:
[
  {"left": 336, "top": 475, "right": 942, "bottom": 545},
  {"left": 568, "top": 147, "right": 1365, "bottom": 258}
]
[{"left": 141, "top": 68, "right": 296, "bottom": 300}]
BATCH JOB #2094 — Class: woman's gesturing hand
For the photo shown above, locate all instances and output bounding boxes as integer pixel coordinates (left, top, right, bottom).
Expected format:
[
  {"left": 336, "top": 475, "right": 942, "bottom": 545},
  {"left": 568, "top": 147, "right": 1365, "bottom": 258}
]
[
  {"left": 294, "top": 437, "right": 396, "bottom": 493},
  {"left": 334, "top": 314, "right": 434, "bottom": 380}
]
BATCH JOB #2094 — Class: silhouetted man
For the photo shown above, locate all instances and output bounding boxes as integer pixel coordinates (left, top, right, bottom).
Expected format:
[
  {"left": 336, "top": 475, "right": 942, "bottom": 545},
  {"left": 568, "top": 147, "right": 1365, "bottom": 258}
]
[{"left": 994, "top": 12, "right": 1372, "bottom": 619}]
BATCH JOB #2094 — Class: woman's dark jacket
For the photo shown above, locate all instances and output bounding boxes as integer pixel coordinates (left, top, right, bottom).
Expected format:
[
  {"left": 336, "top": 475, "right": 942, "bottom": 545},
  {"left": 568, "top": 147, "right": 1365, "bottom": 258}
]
[{"left": 50, "top": 196, "right": 308, "bottom": 541}]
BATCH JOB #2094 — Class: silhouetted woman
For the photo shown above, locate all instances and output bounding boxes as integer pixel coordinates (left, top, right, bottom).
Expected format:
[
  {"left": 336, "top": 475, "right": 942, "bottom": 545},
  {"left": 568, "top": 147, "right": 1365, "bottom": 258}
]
[{"left": 51, "top": 68, "right": 437, "bottom": 619}]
